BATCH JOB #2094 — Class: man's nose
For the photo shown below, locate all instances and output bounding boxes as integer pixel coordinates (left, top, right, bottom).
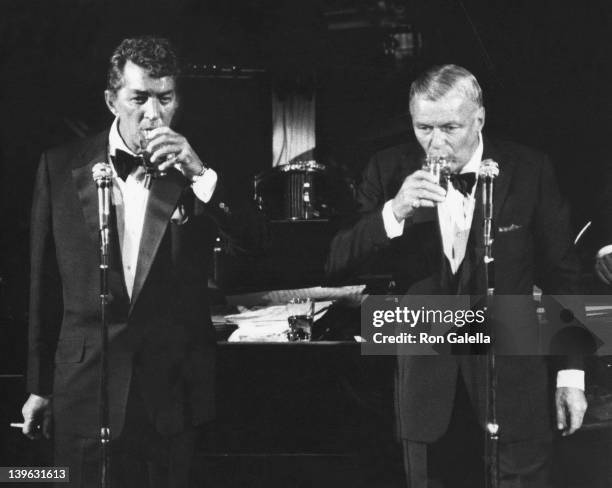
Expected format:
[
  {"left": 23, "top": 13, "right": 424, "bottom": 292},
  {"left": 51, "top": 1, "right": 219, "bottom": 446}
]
[
  {"left": 143, "top": 98, "right": 162, "bottom": 120},
  {"left": 428, "top": 128, "right": 445, "bottom": 151}
]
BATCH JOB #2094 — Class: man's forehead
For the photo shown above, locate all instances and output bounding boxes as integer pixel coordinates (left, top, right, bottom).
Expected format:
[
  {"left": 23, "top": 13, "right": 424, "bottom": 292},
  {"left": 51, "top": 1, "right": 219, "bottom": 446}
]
[
  {"left": 411, "top": 91, "right": 478, "bottom": 120},
  {"left": 120, "top": 60, "right": 176, "bottom": 92}
]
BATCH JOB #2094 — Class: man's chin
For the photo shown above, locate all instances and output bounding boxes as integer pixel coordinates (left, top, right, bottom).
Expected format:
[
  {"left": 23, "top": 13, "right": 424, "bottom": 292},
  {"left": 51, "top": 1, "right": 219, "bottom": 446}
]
[
  {"left": 449, "top": 161, "right": 465, "bottom": 172},
  {"left": 124, "top": 139, "right": 142, "bottom": 154}
]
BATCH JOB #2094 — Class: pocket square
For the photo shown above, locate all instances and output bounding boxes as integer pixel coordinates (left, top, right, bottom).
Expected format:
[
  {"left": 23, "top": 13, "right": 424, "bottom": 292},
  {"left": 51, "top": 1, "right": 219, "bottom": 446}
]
[
  {"left": 171, "top": 204, "right": 189, "bottom": 225},
  {"left": 498, "top": 223, "right": 522, "bottom": 233}
]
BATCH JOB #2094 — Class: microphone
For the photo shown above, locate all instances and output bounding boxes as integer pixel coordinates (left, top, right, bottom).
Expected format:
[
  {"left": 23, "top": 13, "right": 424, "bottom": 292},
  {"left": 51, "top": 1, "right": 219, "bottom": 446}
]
[
  {"left": 92, "top": 162, "right": 113, "bottom": 271},
  {"left": 479, "top": 159, "right": 499, "bottom": 235},
  {"left": 479, "top": 158, "right": 499, "bottom": 295},
  {"left": 478, "top": 159, "right": 501, "bottom": 486},
  {"left": 91, "top": 162, "right": 113, "bottom": 485}
]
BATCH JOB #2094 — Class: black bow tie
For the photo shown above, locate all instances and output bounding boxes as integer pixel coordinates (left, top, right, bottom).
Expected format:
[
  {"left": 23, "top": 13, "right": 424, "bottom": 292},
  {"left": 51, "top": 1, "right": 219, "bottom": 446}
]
[
  {"left": 449, "top": 172, "right": 477, "bottom": 196},
  {"left": 111, "top": 149, "right": 142, "bottom": 180}
]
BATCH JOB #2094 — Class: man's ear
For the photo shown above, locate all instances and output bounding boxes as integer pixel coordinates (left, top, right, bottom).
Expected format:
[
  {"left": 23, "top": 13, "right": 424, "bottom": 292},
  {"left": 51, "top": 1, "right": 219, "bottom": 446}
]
[
  {"left": 476, "top": 106, "right": 486, "bottom": 131},
  {"left": 171, "top": 94, "right": 182, "bottom": 128},
  {"left": 104, "top": 90, "right": 118, "bottom": 116}
]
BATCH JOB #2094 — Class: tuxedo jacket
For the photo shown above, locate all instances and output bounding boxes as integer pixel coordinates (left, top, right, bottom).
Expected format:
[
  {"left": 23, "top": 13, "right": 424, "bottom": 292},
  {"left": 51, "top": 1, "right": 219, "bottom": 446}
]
[
  {"left": 327, "top": 138, "right": 583, "bottom": 443},
  {"left": 592, "top": 161, "right": 612, "bottom": 254},
  {"left": 27, "top": 130, "right": 242, "bottom": 438}
]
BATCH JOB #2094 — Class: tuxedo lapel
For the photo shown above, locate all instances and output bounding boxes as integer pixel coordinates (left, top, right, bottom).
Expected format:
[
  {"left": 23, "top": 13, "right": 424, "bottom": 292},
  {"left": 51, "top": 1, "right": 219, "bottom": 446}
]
[
  {"left": 414, "top": 206, "right": 444, "bottom": 287},
  {"left": 400, "top": 145, "right": 445, "bottom": 278},
  {"left": 130, "top": 169, "right": 186, "bottom": 313},
  {"left": 459, "top": 138, "right": 515, "bottom": 294},
  {"left": 459, "top": 182, "right": 485, "bottom": 294},
  {"left": 72, "top": 130, "right": 130, "bottom": 309},
  {"left": 482, "top": 138, "right": 515, "bottom": 223},
  {"left": 72, "top": 131, "right": 109, "bottom": 247}
]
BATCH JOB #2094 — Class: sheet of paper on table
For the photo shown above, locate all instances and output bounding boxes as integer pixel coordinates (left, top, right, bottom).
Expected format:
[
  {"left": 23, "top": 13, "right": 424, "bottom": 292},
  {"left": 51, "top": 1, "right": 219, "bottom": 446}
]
[{"left": 225, "top": 301, "right": 334, "bottom": 342}]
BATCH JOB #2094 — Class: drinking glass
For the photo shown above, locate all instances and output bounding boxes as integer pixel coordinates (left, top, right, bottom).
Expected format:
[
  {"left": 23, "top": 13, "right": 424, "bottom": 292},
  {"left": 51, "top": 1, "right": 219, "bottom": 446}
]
[{"left": 286, "top": 298, "right": 314, "bottom": 342}]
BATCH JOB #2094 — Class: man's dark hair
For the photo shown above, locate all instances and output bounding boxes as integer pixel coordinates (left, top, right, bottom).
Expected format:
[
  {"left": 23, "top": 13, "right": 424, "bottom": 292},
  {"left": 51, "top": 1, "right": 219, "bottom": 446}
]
[{"left": 107, "top": 36, "right": 180, "bottom": 93}]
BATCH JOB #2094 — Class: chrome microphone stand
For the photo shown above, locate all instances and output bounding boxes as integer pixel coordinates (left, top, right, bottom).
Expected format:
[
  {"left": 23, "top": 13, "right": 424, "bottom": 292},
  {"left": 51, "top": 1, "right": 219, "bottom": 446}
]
[
  {"left": 479, "top": 159, "right": 500, "bottom": 488},
  {"left": 92, "top": 163, "right": 113, "bottom": 488}
]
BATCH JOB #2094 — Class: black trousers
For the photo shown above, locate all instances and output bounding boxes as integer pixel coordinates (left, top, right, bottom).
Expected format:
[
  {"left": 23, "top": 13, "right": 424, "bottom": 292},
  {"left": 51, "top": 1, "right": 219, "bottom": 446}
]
[
  {"left": 54, "top": 385, "right": 197, "bottom": 488},
  {"left": 402, "top": 376, "right": 552, "bottom": 488}
]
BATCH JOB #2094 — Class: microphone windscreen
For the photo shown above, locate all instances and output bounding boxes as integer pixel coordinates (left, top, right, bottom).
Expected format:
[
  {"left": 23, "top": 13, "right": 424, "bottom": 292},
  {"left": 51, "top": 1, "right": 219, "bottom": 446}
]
[
  {"left": 479, "top": 159, "right": 499, "bottom": 179},
  {"left": 92, "top": 162, "right": 112, "bottom": 183}
]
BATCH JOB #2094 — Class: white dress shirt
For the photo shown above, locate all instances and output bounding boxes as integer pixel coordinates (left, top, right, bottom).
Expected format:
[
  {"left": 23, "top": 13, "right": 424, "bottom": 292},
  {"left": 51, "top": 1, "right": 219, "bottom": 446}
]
[
  {"left": 381, "top": 135, "right": 583, "bottom": 390},
  {"left": 107, "top": 118, "right": 217, "bottom": 298},
  {"left": 437, "top": 137, "right": 482, "bottom": 273}
]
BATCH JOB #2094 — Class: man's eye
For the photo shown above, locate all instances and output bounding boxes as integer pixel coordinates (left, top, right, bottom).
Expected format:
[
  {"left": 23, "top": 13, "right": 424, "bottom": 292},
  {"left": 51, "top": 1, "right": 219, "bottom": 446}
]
[
  {"left": 160, "top": 96, "right": 172, "bottom": 105},
  {"left": 417, "top": 126, "right": 432, "bottom": 132},
  {"left": 133, "top": 97, "right": 147, "bottom": 104}
]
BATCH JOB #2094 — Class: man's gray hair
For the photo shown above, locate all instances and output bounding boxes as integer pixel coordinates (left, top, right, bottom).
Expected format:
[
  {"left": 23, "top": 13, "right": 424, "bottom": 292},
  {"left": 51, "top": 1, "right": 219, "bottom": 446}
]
[{"left": 409, "top": 64, "right": 483, "bottom": 109}]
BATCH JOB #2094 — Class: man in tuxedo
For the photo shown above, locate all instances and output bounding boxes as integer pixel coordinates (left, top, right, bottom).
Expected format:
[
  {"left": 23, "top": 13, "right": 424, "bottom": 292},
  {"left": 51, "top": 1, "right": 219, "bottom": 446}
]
[
  {"left": 19, "top": 36, "right": 244, "bottom": 487},
  {"left": 327, "top": 65, "right": 587, "bottom": 487}
]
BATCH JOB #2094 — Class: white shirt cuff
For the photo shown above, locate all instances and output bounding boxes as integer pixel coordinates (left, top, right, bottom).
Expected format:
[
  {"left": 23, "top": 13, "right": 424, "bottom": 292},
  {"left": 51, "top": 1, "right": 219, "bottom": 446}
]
[
  {"left": 597, "top": 244, "right": 612, "bottom": 259},
  {"left": 191, "top": 168, "right": 218, "bottom": 203},
  {"left": 382, "top": 200, "right": 405, "bottom": 238},
  {"left": 556, "top": 369, "right": 585, "bottom": 390}
]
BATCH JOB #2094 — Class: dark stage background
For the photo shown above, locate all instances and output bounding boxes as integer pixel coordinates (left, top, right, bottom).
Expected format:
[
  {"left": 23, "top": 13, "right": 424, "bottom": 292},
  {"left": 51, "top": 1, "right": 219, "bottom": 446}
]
[
  {"left": 0, "top": 2, "right": 611, "bottom": 480},
  {"left": 0, "top": 0, "right": 610, "bottom": 377},
  {"left": 1, "top": 0, "right": 611, "bottom": 373}
]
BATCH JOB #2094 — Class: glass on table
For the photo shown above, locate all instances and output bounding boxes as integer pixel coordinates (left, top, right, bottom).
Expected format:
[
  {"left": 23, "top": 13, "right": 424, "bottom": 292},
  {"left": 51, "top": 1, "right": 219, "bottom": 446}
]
[{"left": 286, "top": 298, "right": 314, "bottom": 342}]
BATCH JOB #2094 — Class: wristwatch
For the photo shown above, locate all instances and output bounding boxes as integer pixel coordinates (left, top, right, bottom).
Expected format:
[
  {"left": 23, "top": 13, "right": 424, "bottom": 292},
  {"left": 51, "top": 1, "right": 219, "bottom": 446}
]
[{"left": 191, "top": 163, "right": 208, "bottom": 183}]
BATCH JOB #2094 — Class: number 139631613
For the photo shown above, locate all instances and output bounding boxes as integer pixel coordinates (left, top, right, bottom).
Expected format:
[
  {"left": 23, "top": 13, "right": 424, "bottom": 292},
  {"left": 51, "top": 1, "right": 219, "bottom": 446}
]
[{"left": 0, "top": 467, "right": 69, "bottom": 483}]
